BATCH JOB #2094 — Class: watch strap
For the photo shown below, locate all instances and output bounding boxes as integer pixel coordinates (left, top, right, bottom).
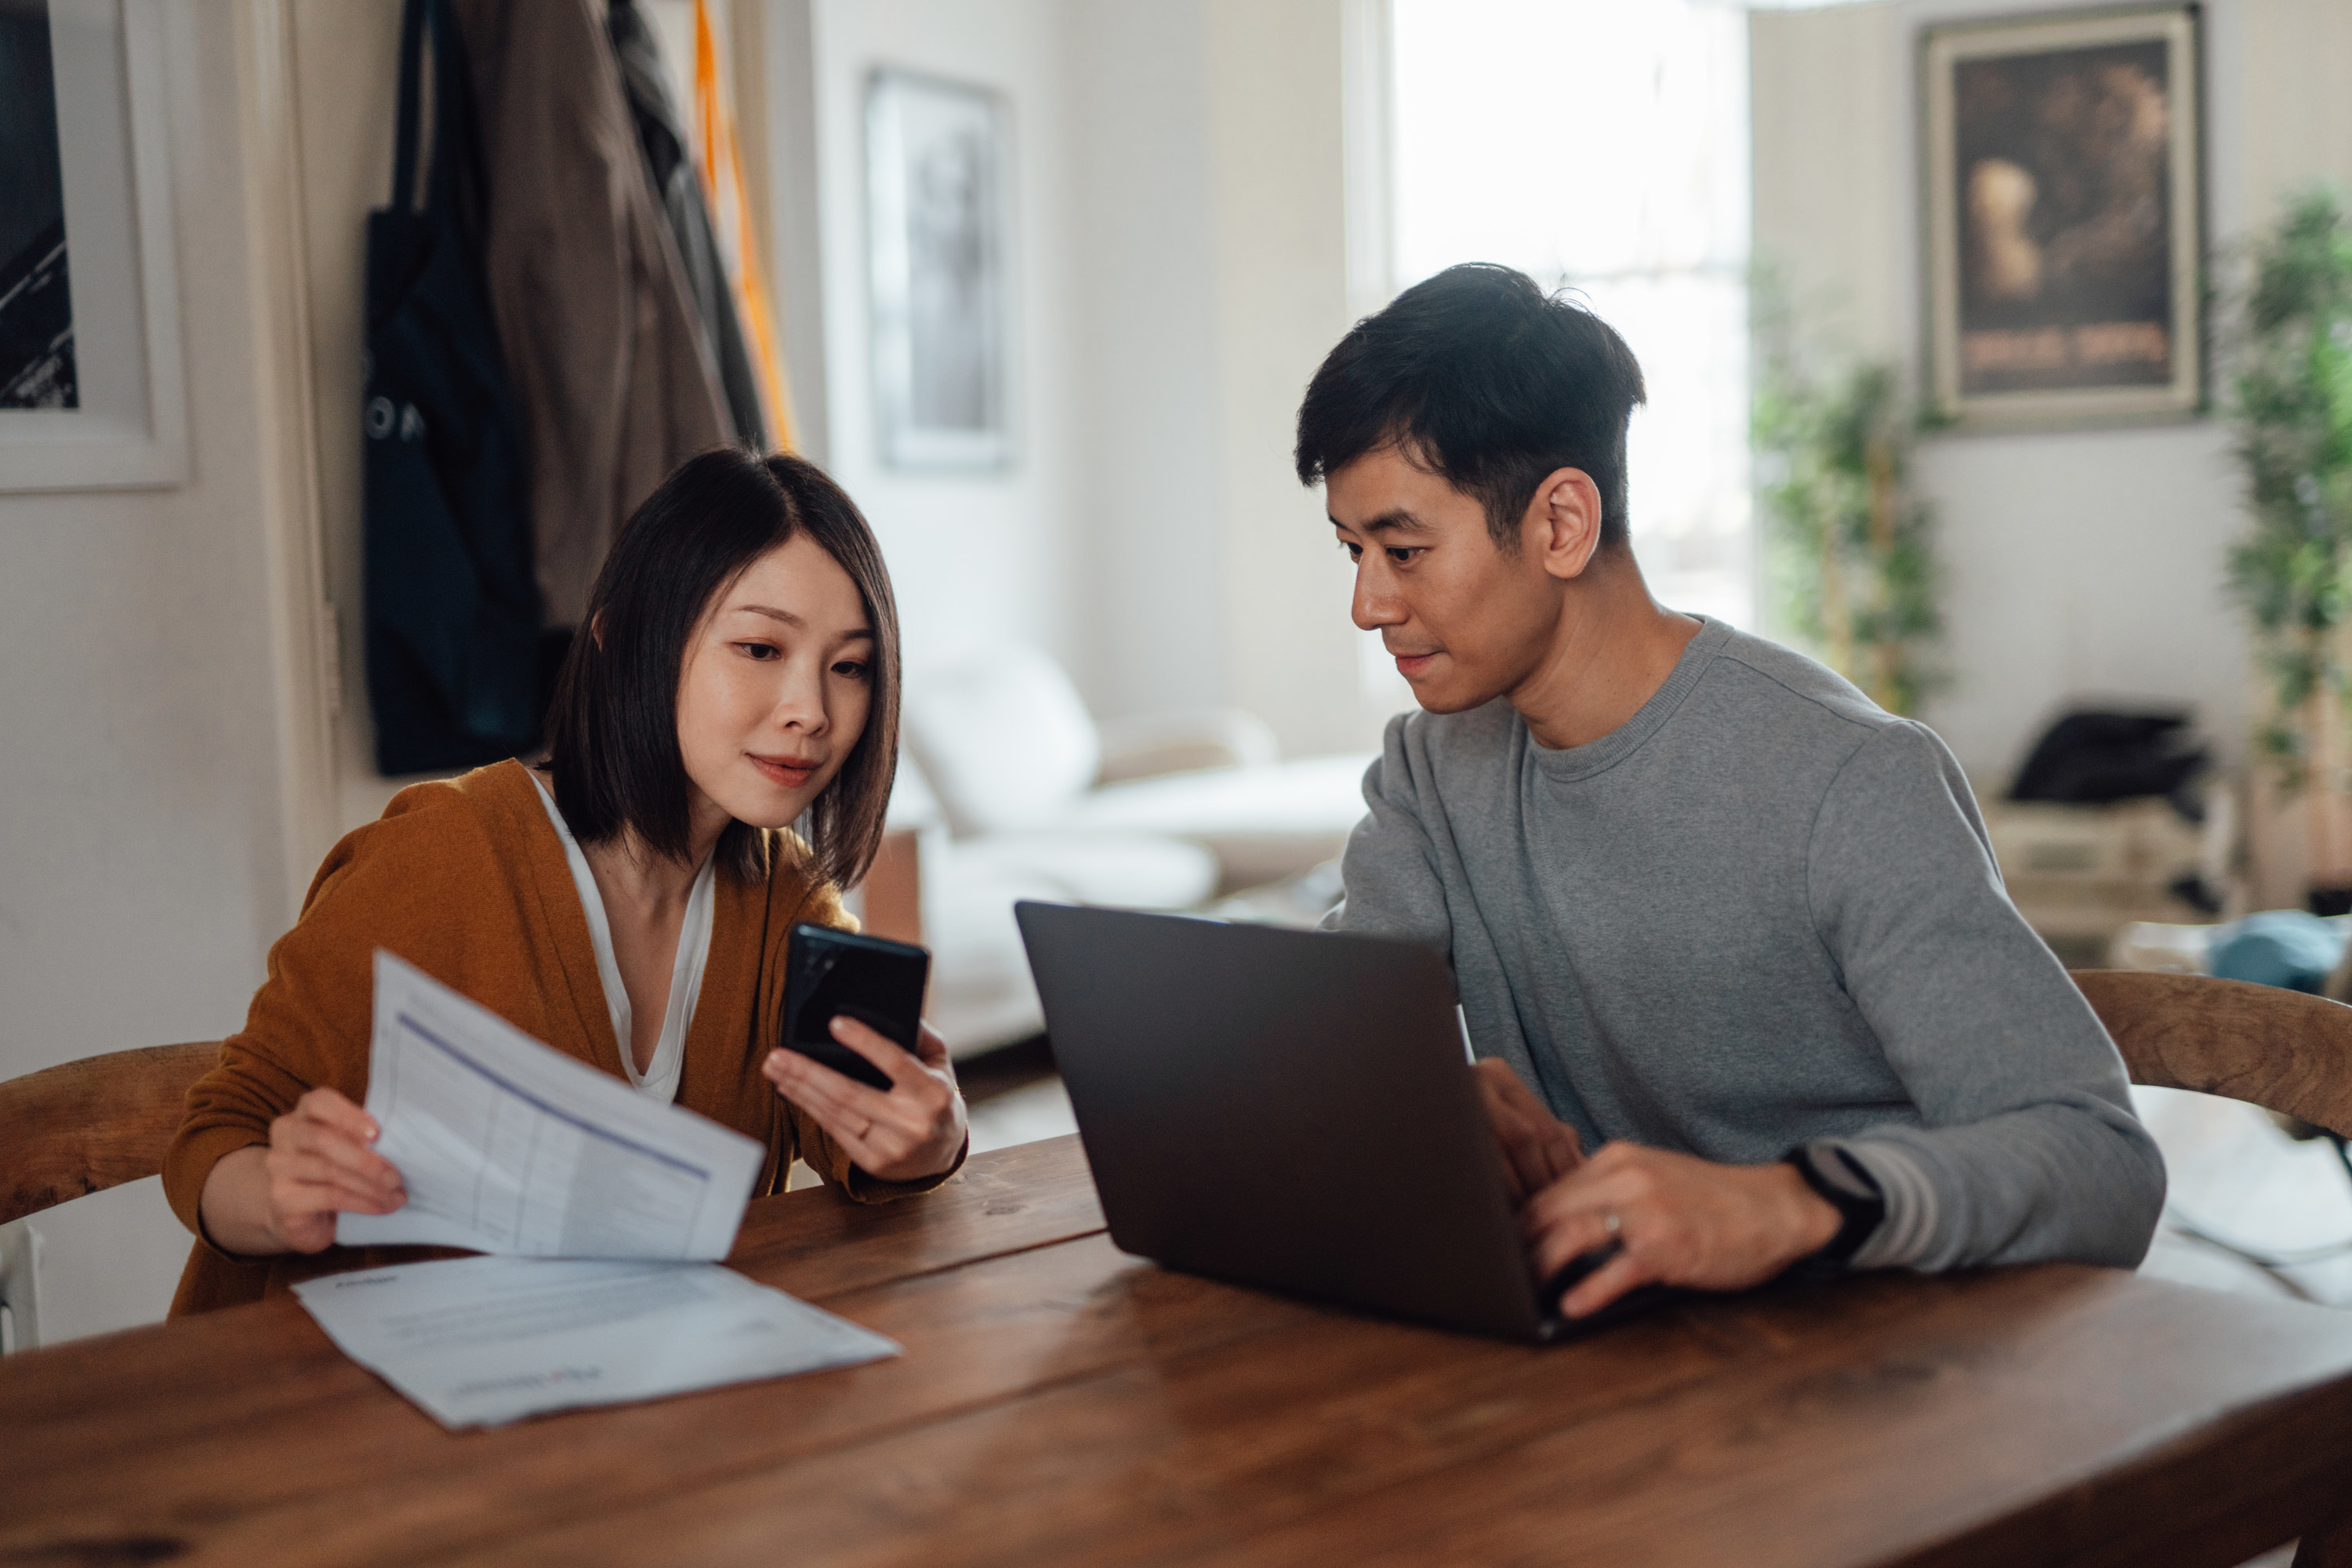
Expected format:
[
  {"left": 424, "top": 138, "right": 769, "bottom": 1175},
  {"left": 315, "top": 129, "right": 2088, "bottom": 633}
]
[{"left": 1784, "top": 1142, "right": 1887, "bottom": 1275}]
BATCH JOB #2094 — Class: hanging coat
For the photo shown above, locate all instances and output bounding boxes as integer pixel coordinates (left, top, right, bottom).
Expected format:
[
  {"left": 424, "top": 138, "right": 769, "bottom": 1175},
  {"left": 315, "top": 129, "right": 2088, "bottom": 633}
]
[
  {"left": 362, "top": 0, "right": 541, "bottom": 776},
  {"left": 606, "top": 0, "right": 768, "bottom": 452},
  {"left": 451, "top": 0, "right": 731, "bottom": 631}
]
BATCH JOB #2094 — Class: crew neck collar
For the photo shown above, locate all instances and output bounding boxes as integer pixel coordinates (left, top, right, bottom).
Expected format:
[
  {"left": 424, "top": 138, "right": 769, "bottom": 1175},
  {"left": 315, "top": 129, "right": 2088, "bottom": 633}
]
[{"left": 1524, "top": 615, "right": 1731, "bottom": 783}]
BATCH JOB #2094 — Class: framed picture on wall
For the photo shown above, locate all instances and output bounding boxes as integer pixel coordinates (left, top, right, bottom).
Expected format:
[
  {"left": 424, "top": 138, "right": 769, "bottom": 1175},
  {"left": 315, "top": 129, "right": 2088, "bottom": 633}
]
[
  {"left": 1921, "top": 5, "right": 2203, "bottom": 428},
  {"left": 0, "top": 0, "right": 186, "bottom": 492},
  {"left": 866, "top": 68, "right": 1011, "bottom": 471}
]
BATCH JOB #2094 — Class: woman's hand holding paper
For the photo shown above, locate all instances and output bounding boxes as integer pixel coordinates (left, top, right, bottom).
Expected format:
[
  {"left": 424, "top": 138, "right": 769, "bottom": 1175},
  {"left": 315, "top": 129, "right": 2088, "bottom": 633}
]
[{"left": 199, "top": 1086, "right": 407, "bottom": 1256}]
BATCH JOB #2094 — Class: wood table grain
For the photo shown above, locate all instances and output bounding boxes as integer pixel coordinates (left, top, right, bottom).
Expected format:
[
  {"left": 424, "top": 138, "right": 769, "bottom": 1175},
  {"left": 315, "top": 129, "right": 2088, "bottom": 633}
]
[{"left": 5, "top": 1134, "right": 2351, "bottom": 1568}]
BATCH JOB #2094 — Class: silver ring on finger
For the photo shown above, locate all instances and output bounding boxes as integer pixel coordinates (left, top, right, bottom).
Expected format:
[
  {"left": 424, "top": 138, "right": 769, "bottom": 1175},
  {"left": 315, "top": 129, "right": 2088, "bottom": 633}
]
[{"left": 1603, "top": 1210, "right": 1622, "bottom": 1239}]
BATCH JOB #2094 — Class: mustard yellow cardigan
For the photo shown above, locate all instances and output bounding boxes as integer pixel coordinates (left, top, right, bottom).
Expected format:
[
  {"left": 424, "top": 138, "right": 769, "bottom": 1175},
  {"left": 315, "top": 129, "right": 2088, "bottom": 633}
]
[{"left": 164, "top": 759, "right": 953, "bottom": 1314}]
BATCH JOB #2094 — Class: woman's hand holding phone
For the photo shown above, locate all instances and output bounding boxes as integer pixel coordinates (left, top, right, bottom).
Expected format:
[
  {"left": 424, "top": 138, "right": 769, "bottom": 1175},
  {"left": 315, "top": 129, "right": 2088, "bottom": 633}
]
[
  {"left": 198, "top": 1086, "right": 406, "bottom": 1256},
  {"left": 764, "top": 1015, "right": 967, "bottom": 1181}
]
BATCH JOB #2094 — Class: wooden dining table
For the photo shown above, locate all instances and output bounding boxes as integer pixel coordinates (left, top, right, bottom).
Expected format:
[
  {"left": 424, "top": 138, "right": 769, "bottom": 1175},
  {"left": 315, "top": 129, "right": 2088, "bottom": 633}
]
[{"left": 5, "top": 1133, "right": 2352, "bottom": 1567}]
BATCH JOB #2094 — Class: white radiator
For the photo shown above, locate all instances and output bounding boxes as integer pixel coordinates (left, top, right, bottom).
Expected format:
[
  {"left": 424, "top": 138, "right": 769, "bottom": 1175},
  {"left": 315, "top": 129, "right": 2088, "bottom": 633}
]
[{"left": 0, "top": 1218, "right": 44, "bottom": 1354}]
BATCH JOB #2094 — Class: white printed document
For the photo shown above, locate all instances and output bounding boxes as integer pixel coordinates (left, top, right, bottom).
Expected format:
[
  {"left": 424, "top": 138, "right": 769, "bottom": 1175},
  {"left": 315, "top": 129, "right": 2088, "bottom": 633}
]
[
  {"left": 337, "top": 951, "right": 764, "bottom": 1260},
  {"left": 294, "top": 1255, "right": 901, "bottom": 1428}
]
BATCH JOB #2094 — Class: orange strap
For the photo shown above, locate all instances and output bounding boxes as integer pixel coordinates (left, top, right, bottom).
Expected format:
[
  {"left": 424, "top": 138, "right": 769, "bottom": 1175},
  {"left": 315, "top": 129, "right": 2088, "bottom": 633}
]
[{"left": 693, "top": 0, "right": 793, "bottom": 451}]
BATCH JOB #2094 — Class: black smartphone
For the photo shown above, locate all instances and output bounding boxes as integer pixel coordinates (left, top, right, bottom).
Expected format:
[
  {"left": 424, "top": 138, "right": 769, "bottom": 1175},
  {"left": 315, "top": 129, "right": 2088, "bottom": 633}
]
[{"left": 781, "top": 924, "right": 930, "bottom": 1091}]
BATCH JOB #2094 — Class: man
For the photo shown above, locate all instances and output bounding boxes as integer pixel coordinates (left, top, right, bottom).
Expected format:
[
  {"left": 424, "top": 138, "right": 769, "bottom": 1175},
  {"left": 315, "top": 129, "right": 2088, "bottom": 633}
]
[{"left": 1297, "top": 263, "right": 2162, "bottom": 1319}]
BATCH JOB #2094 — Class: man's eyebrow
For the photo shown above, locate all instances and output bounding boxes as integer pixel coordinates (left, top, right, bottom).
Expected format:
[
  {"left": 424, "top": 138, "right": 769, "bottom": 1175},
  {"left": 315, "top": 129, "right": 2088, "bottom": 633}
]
[{"left": 1330, "top": 510, "right": 1430, "bottom": 536}]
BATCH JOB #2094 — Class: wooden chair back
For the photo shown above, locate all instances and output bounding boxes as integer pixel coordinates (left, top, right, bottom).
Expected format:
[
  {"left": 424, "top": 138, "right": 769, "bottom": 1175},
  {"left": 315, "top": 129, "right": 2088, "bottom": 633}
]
[
  {"left": 0, "top": 1043, "right": 220, "bottom": 1229},
  {"left": 4, "top": 978, "right": 2339, "bottom": 1226},
  {"left": 2072, "top": 970, "right": 2352, "bottom": 1137}
]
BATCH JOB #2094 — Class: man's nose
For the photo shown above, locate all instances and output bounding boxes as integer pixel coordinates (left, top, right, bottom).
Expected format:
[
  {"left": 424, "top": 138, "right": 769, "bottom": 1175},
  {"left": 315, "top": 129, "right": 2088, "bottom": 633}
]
[{"left": 1352, "top": 568, "right": 1404, "bottom": 632}]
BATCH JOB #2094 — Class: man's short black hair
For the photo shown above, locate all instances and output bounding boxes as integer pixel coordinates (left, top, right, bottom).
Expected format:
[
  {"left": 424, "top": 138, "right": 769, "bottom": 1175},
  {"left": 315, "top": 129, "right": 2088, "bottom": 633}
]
[
  {"left": 1294, "top": 263, "right": 1647, "bottom": 549},
  {"left": 543, "top": 448, "right": 902, "bottom": 891}
]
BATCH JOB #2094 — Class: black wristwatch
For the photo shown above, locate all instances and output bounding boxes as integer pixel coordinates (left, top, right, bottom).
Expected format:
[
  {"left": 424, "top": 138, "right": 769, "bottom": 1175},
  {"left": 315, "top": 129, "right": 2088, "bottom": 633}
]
[{"left": 1783, "top": 1143, "right": 1887, "bottom": 1276}]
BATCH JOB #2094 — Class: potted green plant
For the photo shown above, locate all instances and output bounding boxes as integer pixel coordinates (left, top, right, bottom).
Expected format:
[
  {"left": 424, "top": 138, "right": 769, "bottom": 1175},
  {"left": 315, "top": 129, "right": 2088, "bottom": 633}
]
[
  {"left": 1751, "top": 288, "right": 1944, "bottom": 717},
  {"left": 2226, "top": 191, "right": 2352, "bottom": 906}
]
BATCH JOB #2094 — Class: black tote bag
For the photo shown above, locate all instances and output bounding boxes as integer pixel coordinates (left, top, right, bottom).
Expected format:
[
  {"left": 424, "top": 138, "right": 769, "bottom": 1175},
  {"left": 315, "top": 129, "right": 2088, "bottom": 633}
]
[{"left": 361, "top": 0, "right": 540, "bottom": 775}]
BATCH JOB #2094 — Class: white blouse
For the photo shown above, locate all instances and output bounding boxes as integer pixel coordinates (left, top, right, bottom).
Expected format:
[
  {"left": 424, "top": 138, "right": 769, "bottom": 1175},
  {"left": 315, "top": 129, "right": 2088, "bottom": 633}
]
[{"left": 529, "top": 773, "right": 715, "bottom": 1104}]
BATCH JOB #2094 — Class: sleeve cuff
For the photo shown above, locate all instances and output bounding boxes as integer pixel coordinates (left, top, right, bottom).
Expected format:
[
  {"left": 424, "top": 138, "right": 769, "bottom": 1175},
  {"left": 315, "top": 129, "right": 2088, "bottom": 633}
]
[
  {"left": 1832, "top": 1140, "right": 1942, "bottom": 1270},
  {"left": 840, "top": 1133, "right": 969, "bottom": 1204},
  {"left": 162, "top": 1125, "right": 269, "bottom": 1250}
]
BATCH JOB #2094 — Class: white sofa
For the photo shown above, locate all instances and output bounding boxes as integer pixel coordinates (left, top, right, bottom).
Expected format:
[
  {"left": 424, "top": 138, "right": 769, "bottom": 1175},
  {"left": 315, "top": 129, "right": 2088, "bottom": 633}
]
[{"left": 892, "top": 647, "right": 1376, "bottom": 1055}]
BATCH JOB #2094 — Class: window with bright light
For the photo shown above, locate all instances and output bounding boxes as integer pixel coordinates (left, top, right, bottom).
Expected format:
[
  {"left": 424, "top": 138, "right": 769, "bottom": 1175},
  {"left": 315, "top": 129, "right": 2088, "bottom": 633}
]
[{"left": 1381, "top": 0, "right": 1753, "bottom": 634}]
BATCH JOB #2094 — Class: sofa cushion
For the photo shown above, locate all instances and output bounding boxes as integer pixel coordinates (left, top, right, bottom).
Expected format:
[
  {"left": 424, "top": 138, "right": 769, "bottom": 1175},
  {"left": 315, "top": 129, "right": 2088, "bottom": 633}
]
[
  {"left": 1069, "top": 753, "right": 1377, "bottom": 891},
  {"left": 953, "top": 832, "right": 1218, "bottom": 911},
  {"left": 903, "top": 647, "right": 1102, "bottom": 836},
  {"left": 923, "top": 855, "right": 1062, "bottom": 1056}
]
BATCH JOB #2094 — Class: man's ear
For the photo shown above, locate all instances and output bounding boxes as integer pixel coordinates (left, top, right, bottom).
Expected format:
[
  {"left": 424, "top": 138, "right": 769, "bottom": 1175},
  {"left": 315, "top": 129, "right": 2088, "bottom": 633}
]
[{"left": 1519, "top": 467, "right": 1606, "bottom": 583}]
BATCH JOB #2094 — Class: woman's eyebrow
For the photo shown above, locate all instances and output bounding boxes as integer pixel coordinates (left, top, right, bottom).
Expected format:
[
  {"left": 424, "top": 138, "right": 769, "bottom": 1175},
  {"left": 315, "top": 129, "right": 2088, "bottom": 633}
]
[{"left": 731, "top": 604, "right": 873, "bottom": 641}]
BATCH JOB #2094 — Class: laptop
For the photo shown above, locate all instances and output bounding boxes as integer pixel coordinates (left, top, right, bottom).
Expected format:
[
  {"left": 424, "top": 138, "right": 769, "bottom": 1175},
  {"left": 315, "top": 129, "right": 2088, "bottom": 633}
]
[{"left": 1014, "top": 902, "right": 1670, "bottom": 1343}]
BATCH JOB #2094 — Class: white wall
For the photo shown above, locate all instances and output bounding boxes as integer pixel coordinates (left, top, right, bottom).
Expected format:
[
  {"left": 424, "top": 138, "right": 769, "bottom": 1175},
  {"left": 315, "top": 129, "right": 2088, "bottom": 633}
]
[
  {"left": 804, "top": 0, "right": 1084, "bottom": 685},
  {"left": 1073, "top": 0, "right": 1376, "bottom": 757},
  {"left": 1200, "top": 0, "right": 1371, "bottom": 758},
  {"left": 0, "top": 6, "right": 307, "bottom": 1341},
  {"left": 1061, "top": 2, "right": 1227, "bottom": 720},
  {"left": 1751, "top": 0, "right": 2352, "bottom": 799},
  {"left": 808, "top": 0, "right": 1380, "bottom": 755},
  {"left": 286, "top": 0, "right": 407, "bottom": 834}
]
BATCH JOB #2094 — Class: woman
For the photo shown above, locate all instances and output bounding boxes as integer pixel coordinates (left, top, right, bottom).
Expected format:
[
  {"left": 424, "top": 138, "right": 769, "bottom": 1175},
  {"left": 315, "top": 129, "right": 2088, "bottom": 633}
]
[{"left": 164, "top": 451, "right": 967, "bottom": 1312}]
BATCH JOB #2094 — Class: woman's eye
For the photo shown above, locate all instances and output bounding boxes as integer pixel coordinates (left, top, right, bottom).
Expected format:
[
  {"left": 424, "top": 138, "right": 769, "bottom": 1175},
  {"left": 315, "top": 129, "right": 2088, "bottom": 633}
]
[
  {"left": 832, "top": 660, "right": 869, "bottom": 680},
  {"left": 736, "top": 642, "right": 781, "bottom": 661}
]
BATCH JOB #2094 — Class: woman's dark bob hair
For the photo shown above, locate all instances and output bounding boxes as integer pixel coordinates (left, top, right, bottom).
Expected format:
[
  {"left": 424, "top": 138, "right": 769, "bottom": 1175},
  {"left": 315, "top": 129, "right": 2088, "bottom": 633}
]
[{"left": 543, "top": 448, "right": 900, "bottom": 891}]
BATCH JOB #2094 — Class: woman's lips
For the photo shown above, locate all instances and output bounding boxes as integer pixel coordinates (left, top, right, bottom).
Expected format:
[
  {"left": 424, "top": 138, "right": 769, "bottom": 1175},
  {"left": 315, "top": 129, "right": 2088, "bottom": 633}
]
[
  {"left": 750, "top": 754, "right": 819, "bottom": 789},
  {"left": 1394, "top": 650, "right": 1438, "bottom": 679}
]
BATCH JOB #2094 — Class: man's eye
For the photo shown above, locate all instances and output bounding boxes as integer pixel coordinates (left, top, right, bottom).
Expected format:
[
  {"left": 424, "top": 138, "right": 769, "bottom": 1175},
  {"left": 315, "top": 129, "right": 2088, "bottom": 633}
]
[
  {"left": 1387, "top": 547, "right": 1419, "bottom": 564},
  {"left": 1338, "top": 541, "right": 1363, "bottom": 561}
]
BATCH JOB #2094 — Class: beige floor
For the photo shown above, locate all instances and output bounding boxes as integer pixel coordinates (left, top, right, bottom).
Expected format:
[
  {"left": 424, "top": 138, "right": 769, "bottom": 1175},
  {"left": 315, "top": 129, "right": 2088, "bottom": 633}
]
[{"left": 966, "top": 1073, "right": 1078, "bottom": 1155}]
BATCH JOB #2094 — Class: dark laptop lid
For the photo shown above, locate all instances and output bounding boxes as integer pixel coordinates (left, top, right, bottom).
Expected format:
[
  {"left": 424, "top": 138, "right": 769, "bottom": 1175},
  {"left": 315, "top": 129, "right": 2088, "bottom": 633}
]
[{"left": 1014, "top": 902, "right": 1548, "bottom": 1342}]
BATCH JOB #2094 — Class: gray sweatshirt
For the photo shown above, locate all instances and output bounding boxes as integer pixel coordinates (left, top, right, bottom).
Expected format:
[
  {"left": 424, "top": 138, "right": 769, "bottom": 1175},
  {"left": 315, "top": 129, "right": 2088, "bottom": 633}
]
[{"left": 1326, "top": 619, "right": 2164, "bottom": 1271}]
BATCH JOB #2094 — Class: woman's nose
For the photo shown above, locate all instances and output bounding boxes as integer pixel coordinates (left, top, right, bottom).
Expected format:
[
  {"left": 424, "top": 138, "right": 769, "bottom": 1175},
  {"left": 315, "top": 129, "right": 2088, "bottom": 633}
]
[{"left": 771, "top": 666, "right": 829, "bottom": 733}]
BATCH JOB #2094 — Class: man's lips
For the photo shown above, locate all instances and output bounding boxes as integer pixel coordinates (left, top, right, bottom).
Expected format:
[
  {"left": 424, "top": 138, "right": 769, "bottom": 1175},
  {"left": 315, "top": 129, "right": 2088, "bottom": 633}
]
[
  {"left": 750, "top": 753, "right": 822, "bottom": 788},
  {"left": 1392, "top": 649, "right": 1440, "bottom": 678}
]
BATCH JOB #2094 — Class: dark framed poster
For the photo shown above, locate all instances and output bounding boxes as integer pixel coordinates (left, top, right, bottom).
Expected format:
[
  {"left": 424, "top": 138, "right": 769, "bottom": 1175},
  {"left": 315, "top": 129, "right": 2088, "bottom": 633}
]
[
  {"left": 0, "top": 0, "right": 74, "bottom": 411},
  {"left": 1922, "top": 5, "right": 2203, "bottom": 427},
  {"left": 0, "top": 0, "right": 185, "bottom": 491}
]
